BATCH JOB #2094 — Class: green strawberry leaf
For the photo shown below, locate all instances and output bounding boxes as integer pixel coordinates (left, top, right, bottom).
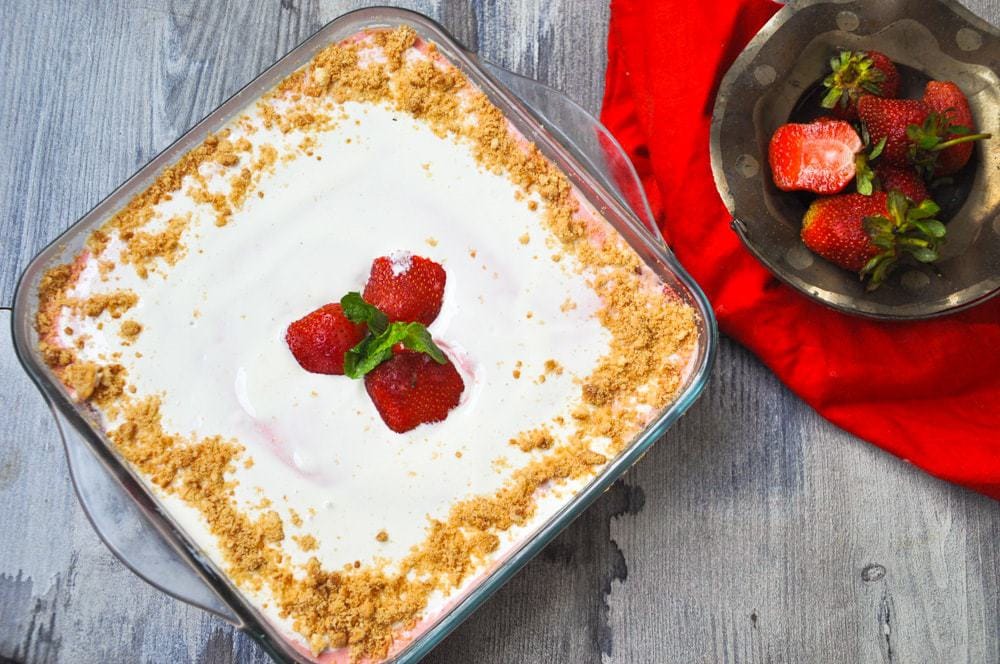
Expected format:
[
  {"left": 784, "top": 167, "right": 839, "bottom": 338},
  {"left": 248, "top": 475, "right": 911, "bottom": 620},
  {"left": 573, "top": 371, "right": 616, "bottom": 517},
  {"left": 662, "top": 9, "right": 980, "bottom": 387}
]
[
  {"left": 908, "top": 199, "right": 941, "bottom": 220},
  {"left": 886, "top": 191, "right": 909, "bottom": 224},
  {"left": 908, "top": 112, "right": 992, "bottom": 179},
  {"left": 911, "top": 219, "right": 946, "bottom": 238},
  {"left": 863, "top": 215, "right": 893, "bottom": 235},
  {"left": 855, "top": 137, "right": 886, "bottom": 197},
  {"left": 867, "top": 259, "right": 898, "bottom": 290},
  {"left": 341, "top": 291, "right": 389, "bottom": 335},
  {"left": 861, "top": 255, "right": 882, "bottom": 275},
  {"left": 860, "top": 191, "right": 947, "bottom": 290},
  {"left": 869, "top": 136, "right": 886, "bottom": 160},
  {"left": 861, "top": 253, "right": 898, "bottom": 291},
  {"left": 821, "top": 85, "right": 844, "bottom": 109},
  {"left": 908, "top": 246, "right": 939, "bottom": 263},
  {"left": 856, "top": 175, "right": 873, "bottom": 196}
]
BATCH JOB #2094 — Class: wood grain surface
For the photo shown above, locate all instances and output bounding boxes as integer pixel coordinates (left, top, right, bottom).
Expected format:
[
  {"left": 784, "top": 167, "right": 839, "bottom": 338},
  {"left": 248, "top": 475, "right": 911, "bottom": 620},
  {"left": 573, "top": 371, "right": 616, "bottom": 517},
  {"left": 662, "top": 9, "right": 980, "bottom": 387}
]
[{"left": 1, "top": 1, "right": 997, "bottom": 663}]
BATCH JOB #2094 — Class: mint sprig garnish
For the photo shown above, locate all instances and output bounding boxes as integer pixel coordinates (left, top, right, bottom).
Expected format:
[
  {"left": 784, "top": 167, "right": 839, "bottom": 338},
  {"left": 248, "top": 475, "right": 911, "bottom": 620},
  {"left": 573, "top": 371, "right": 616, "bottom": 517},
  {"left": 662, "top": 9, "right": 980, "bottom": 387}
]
[
  {"left": 340, "top": 292, "right": 446, "bottom": 379},
  {"left": 341, "top": 292, "right": 388, "bottom": 335}
]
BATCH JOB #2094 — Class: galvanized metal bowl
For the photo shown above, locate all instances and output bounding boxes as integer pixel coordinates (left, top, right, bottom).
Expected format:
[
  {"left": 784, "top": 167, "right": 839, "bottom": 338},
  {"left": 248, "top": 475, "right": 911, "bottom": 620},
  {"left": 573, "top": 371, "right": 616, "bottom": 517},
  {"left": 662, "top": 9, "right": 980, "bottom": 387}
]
[{"left": 710, "top": 0, "right": 999, "bottom": 319}]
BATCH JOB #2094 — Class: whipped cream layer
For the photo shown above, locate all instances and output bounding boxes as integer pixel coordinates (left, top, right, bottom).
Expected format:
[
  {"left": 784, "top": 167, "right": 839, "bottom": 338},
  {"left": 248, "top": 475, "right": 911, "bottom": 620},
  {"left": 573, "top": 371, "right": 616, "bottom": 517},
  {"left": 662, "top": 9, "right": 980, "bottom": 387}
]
[
  {"left": 62, "top": 97, "right": 607, "bottom": 565},
  {"left": 40, "top": 27, "right": 698, "bottom": 662}
]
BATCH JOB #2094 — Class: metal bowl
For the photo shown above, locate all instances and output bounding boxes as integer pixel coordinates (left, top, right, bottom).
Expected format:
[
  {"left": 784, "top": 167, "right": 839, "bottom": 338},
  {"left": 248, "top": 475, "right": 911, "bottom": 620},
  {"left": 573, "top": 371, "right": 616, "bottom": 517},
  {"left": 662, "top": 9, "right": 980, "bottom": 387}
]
[{"left": 710, "top": 0, "right": 1000, "bottom": 320}]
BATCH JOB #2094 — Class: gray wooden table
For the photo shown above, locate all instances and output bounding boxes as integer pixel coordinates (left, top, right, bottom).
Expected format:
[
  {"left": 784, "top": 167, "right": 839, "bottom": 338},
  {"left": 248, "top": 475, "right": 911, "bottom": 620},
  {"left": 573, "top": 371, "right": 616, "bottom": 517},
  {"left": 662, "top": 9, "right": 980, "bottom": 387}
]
[{"left": 1, "top": 1, "right": 998, "bottom": 663}]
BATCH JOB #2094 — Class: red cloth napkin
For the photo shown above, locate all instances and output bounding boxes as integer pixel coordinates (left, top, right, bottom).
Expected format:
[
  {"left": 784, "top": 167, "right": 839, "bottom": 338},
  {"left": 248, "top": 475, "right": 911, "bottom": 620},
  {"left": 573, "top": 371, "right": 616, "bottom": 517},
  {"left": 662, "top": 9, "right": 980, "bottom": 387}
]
[{"left": 600, "top": 0, "right": 1000, "bottom": 500}]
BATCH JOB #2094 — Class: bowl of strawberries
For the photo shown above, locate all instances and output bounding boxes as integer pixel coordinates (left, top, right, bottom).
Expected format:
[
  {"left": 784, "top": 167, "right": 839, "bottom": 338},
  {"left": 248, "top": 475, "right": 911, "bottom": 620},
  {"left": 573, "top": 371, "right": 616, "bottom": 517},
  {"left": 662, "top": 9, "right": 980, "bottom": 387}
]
[{"left": 710, "top": 0, "right": 999, "bottom": 319}]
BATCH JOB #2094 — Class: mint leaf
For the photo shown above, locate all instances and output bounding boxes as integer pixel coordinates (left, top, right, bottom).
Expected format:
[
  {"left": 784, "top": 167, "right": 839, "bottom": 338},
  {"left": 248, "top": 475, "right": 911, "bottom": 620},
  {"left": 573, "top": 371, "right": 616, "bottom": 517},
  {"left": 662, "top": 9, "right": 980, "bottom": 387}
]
[
  {"left": 343, "top": 334, "right": 380, "bottom": 379},
  {"left": 338, "top": 291, "right": 447, "bottom": 378},
  {"left": 343, "top": 320, "right": 447, "bottom": 379},
  {"left": 395, "top": 323, "right": 447, "bottom": 363},
  {"left": 341, "top": 292, "right": 388, "bottom": 335}
]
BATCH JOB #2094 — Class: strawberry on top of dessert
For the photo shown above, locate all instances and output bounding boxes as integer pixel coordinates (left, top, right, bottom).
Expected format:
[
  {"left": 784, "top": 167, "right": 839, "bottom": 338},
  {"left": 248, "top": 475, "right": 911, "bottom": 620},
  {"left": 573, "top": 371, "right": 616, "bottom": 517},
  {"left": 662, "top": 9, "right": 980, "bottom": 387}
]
[
  {"left": 286, "top": 304, "right": 366, "bottom": 375},
  {"left": 365, "top": 349, "right": 465, "bottom": 434},
  {"left": 285, "top": 254, "right": 464, "bottom": 434},
  {"left": 364, "top": 252, "right": 446, "bottom": 326}
]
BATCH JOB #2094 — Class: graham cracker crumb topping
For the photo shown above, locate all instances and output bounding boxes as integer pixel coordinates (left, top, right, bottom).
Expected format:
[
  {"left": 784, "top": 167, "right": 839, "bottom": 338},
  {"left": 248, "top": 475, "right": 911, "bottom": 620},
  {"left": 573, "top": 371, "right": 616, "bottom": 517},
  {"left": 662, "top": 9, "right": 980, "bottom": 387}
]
[
  {"left": 119, "top": 320, "right": 143, "bottom": 344},
  {"left": 294, "top": 535, "right": 319, "bottom": 552}
]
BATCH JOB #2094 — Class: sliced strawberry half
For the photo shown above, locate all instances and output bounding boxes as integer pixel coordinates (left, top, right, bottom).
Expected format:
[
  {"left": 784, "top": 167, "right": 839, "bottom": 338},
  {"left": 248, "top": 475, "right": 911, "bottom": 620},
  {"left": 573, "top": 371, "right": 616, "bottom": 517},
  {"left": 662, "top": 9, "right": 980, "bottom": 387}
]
[
  {"left": 364, "top": 349, "right": 464, "bottom": 433},
  {"left": 285, "top": 303, "right": 366, "bottom": 375},
  {"left": 768, "top": 119, "right": 863, "bottom": 194},
  {"left": 363, "top": 253, "right": 446, "bottom": 326}
]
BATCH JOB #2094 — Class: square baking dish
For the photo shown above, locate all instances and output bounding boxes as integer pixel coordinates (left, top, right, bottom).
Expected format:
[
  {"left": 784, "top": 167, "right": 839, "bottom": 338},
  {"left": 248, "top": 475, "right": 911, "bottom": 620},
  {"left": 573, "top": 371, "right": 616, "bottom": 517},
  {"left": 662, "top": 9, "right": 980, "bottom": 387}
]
[{"left": 11, "top": 7, "right": 717, "bottom": 662}]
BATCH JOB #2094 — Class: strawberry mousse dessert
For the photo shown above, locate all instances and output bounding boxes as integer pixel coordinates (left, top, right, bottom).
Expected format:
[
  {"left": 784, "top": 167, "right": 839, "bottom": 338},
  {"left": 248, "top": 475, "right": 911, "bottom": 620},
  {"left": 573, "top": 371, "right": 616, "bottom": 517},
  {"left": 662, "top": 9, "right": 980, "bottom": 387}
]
[{"left": 32, "top": 26, "right": 699, "bottom": 662}]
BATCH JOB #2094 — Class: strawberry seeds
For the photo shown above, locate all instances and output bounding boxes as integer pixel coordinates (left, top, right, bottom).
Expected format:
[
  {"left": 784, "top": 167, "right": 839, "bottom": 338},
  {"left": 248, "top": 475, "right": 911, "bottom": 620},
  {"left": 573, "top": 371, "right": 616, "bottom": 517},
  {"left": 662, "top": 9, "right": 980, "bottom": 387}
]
[{"left": 285, "top": 254, "right": 465, "bottom": 433}]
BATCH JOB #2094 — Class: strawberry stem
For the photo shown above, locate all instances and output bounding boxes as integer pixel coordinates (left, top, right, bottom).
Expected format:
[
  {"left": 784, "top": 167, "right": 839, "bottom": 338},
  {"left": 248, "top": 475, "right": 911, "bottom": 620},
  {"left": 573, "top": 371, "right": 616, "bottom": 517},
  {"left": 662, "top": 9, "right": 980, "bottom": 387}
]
[{"left": 932, "top": 132, "right": 992, "bottom": 150}]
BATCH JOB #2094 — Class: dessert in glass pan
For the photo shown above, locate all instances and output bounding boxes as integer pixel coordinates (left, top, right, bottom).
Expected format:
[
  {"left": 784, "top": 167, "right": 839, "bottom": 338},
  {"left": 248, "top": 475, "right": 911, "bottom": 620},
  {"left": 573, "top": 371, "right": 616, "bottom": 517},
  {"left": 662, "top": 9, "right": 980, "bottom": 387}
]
[{"left": 32, "top": 25, "right": 698, "bottom": 662}]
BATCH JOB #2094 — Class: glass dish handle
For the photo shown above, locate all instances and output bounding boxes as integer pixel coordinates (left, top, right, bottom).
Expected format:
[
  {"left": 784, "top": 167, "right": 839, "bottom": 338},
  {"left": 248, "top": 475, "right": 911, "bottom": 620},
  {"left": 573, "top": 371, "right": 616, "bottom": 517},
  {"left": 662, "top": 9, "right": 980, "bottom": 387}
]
[
  {"left": 478, "top": 59, "right": 665, "bottom": 249},
  {"left": 58, "top": 61, "right": 663, "bottom": 628},
  {"left": 55, "top": 407, "right": 240, "bottom": 625}
]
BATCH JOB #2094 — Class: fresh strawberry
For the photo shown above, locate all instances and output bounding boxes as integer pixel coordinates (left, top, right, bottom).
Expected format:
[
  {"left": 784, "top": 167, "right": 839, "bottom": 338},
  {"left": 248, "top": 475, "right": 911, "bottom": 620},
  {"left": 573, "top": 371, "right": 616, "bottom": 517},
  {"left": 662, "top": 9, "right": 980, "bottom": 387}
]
[
  {"left": 801, "top": 193, "right": 886, "bottom": 272},
  {"left": 768, "top": 119, "right": 863, "bottom": 194},
  {"left": 363, "top": 253, "right": 446, "bottom": 326},
  {"left": 822, "top": 50, "right": 900, "bottom": 120},
  {"left": 857, "top": 96, "right": 929, "bottom": 166},
  {"left": 285, "top": 303, "right": 366, "bottom": 375},
  {"left": 913, "top": 81, "right": 991, "bottom": 176},
  {"left": 802, "top": 191, "right": 945, "bottom": 289},
  {"left": 876, "top": 165, "right": 929, "bottom": 202},
  {"left": 364, "top": 349, "right": 464, "bottom": 433}
]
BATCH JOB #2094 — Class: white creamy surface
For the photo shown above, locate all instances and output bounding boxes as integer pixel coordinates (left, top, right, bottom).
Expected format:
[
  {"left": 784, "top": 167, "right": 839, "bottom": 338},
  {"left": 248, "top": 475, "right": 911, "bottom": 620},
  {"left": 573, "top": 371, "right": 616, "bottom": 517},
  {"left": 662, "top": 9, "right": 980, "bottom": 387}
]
[{"left": 60, "top": 98, "right": 614, "bottom": 643}]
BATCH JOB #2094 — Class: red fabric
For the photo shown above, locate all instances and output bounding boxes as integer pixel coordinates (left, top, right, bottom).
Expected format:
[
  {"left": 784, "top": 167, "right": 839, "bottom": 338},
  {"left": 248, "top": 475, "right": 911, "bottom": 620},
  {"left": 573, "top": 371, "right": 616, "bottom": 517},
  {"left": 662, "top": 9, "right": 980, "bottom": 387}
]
[{"left": 600, "top": 0, "right": 1000, "bottom": 499}]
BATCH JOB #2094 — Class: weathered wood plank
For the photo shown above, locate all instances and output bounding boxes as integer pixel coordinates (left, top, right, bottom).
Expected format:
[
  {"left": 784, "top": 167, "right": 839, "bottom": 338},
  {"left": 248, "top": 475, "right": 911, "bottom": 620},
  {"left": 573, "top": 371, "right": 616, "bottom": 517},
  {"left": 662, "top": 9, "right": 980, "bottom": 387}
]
[
  {"left": 1, "top": 1, "right": 998, "bottom": 663},
  {"left": 604, "top": 339, "right": 1000, "bottom": 664}
]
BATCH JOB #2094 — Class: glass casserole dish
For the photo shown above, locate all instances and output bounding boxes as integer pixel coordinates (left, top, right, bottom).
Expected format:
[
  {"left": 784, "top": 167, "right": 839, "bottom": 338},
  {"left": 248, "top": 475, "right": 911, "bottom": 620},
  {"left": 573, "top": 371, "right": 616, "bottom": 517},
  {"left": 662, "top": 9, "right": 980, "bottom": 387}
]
[{"left": 11, "top": 7, "right": 717, "bottom": 663}]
